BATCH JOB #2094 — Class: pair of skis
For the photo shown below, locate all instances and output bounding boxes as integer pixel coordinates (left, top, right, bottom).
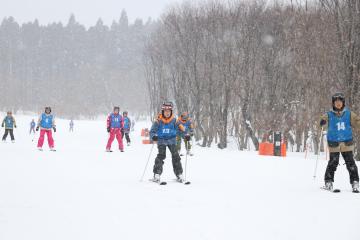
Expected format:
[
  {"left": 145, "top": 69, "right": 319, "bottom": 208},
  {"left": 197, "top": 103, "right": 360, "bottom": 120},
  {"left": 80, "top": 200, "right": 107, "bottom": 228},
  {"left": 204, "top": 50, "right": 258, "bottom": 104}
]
[
  {"left": 321, "top": 187, "right": 359, "bottom": 193},
  {"left": 149, "top": 178, "right": 191, "bottom": 185}
]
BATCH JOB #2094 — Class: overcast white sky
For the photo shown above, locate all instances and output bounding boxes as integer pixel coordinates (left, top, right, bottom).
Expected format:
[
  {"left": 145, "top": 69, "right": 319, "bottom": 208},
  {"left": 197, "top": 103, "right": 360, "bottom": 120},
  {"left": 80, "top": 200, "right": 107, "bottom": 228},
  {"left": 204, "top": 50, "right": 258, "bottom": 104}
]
[{"left": 0, "top": 0, "right": 183, "bottom": 27}]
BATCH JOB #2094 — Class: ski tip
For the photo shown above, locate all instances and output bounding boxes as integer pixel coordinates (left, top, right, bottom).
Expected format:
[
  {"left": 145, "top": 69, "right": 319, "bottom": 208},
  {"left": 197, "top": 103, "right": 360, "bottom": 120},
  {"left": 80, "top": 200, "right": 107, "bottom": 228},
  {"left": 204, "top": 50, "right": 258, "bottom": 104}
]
[
  {"left": 333, "top": 189, "right": 341, "bottom": 193},
  {"left": 184, "top": 181, "right": 191, "bottom": 185},
  {"left": 160, "top": 182, "right": 167, "bottom": 185}
]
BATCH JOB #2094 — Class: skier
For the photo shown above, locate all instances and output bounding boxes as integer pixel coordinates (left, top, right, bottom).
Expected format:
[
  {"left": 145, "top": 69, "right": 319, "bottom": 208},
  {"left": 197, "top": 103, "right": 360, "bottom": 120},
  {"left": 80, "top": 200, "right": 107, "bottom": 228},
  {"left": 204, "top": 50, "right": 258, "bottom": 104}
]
[
  {"left": 150, "top": 102, "right": 189, "bottom": 183},
  {"left": 2, "top": 111, "right": 17, "bottom": 143},
  {"left": 131, "top": 119, "right": 135, "bottom": 132},
  {"left": 320, "top": 93, "right": 360, "bottom": 193},
  {"left": 106, "top": 106, "right": 124, "bottom": 152},
  {"left": 69, "top": 119, "right": 74, "bottom": 132},
  {"left": 30, "top": 119, "right": 36, "bottom": 134},
  {"left": 176, "top": 112, "right": 194, "bottom": 156},
  {"left": 121, "top": 111, "right": 131, "bottom": 146},
  {"left": 36, "top": 107, "right": 56, "bottom": 151}
]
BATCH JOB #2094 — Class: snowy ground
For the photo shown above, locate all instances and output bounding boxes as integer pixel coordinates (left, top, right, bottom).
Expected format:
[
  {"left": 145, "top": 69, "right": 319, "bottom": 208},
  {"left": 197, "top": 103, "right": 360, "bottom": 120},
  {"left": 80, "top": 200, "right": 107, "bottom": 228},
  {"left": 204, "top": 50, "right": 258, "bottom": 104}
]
[{"left": 0, "top": 115, "right": 359, "bottom": 240}]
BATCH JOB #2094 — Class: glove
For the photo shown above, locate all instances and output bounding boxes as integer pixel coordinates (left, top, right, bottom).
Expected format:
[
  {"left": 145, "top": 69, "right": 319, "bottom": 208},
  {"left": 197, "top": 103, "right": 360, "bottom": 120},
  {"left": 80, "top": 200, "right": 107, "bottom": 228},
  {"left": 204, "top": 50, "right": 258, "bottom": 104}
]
[
  {"left": 152, "top": 135, "right": 158, "bottom": 141},
  {"left": 107, "top": 127, "right": 110, "bottom": 133},
  {"left": 53, "top": 127, "right": 56, "bottom": 132},
  {"left": 185, "top": 134, "right": 191, "bottom": 141},
  {"left": 320, "top": 119, "right": 327, "bottom": 126},
  {"left": 14, "top": 125, "right": 17, "bottom": 128},
  {"left": 190, "top": 131, "right": 194, "bottom": 137},
  {"left": 1, "top": 124, "right": 3, "bottom": 128},
  {"left": 36, "top": 126, "right": 39, "bottom": 131}
]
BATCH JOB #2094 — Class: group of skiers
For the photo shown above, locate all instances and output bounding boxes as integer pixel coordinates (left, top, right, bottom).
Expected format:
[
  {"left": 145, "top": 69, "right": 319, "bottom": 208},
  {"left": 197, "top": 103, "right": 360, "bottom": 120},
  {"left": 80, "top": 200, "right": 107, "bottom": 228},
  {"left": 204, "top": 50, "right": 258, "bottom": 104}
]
[{"left": 2, "top": 93, "right": 359, "bottom": 191}]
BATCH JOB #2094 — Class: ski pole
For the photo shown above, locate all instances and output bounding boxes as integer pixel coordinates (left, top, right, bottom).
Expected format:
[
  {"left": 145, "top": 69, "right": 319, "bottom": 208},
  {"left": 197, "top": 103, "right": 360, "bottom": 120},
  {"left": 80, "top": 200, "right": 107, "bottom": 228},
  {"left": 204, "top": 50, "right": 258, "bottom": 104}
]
[
  {"left": 32, "top": 130, "right": 38, "bottom": 142},
  {"left": 140, "top": 143, "right": 155, "bottom": 182},
  {"left": 313, "top": 126, "right": 324, "bottom": 179},
  {"left": 184, "top": 139, "right": 190, "bottom": 181}
]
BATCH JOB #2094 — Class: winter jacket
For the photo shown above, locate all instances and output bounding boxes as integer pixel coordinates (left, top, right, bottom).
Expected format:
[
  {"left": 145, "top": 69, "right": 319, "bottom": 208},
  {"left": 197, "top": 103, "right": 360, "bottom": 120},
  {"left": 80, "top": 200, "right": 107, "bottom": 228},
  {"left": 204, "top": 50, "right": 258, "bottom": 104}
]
[
  {"left": 38, "top": 113, "right": 56, "bottom": 129},
  {"left": 107, "top": 113, "right": 124, "bottom": 129},
  {"left": 2, "top": 116, "right": 16, "bottom": 129},
  {"left": 150, "top": 113, "right": 185, "bottom": 145},
  {"left": 176, "top": 117, "right": 194, "bottom": 137},
  {"left": 123, "top": 117, "right": 131, "bottom": 133},
  {"left": 320, "top": 108, "right": 360, "bottom": 153}
]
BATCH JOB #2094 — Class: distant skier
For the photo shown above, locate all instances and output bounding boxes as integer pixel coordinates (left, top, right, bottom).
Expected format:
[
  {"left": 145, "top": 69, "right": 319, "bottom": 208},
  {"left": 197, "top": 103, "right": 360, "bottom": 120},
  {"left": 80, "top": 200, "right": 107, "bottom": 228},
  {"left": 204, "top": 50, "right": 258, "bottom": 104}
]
[
  {"left": 176, "top": 112, "right": 194, "bottom": 156},
  {"left": 36, "top": 107, "right": 56, "bottom": 151},
  {"left": 106, "top": 106, "right": 124, "bottom": 152},
  {"left": 30, "top": 119, "right": 36, "bottom": 134},
  {"left": 131, "top": 119, "right": 135, "bottom": 132},
  {"left": 320, "top": 93, "right": 360, "bottom": 193},
  {"left": 69, "top": 119, "right": 74, "bottom": 132},
  {"left": 121, "top": 111, "right": 131, "bottom": 146},
  {"left": 2, "top": 111, "right": 17, "bottom": 143},
  {"left": 150, "top": 102, "right": 188, "bottom": 183}
]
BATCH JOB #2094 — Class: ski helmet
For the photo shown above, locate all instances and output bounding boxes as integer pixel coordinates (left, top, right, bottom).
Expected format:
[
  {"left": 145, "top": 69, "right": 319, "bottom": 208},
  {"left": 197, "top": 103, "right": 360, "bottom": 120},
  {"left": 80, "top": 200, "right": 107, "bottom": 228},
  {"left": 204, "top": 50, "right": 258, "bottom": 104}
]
[
  {"left": 113, "top": 106, "right": 120, "bottom": 112},
  {"left": 180, "top": 112, "right": 189, "bottom": 120},
  {"left": 332, "top": 92, "right": 345, "bottom": 111},
  {"left": 161, "top": 101, "right": 173, "bottom": 117},
  {"left": 123, "top": 111, "right": 128, "bottom": 115},
  {"left": 45, "top": 107, "right": 51, "bottom": 113}
]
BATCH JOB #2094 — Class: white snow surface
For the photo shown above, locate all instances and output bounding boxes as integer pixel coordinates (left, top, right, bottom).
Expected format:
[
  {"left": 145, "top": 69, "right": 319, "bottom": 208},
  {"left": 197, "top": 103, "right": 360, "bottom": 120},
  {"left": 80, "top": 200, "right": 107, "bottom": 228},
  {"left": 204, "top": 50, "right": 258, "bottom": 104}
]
[{"left": 0, "top": 115, "right": 359, "bottom": 240}]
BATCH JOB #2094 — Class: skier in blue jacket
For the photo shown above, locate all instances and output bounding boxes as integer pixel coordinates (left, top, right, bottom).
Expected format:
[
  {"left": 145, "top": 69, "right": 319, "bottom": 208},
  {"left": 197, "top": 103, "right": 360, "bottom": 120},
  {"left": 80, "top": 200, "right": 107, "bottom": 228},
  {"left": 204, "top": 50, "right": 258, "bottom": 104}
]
[
  {"left": 320, "top": 93, "right": 360, "bottom": 193},
  {"left": 2, "top": 111, "right": 17, "bottom": 142}
]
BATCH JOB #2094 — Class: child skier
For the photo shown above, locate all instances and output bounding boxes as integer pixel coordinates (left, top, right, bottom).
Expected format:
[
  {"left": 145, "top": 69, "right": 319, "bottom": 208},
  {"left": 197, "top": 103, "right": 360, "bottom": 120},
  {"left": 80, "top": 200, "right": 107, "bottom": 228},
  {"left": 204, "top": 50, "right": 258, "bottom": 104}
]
[
  {"left": 69, "top": 119, "right": 74, "bottom": 132},
  {"left": 121, "top": 111, "right": 131, "bottom": 146},
  {"left": 2, "top": 111, "right": 17, "bottom": 143},
  {"left": 30, "top": 119, "right": 36, "bottom": 134},
  {"left": 176, "top": 112, "right": 194, "bottom": 156},
  {"left": 106, "top": 106, "right": 124, "bottom": 152},
  {"left": 320, "top": 93, "right": 360, "bottom": 193},
  {"left": 36, "top": 107, "right": 56, "bottom": 151},
  {"left": 150, "top": 102, "right": 190, "bottom": 183}
]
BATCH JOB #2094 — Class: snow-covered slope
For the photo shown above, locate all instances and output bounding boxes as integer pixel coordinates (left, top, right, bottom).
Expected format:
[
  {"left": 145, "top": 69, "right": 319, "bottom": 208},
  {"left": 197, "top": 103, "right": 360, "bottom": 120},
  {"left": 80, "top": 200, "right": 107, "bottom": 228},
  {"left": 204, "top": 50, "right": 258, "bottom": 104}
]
[{"left": 0, "top": 116, "right": 359, "bottom": 240}]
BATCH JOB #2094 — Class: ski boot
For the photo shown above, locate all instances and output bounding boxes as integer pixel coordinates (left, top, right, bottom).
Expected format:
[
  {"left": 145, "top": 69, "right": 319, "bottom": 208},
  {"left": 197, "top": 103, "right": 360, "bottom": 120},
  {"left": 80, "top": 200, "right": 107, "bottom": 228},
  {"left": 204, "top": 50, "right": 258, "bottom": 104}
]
[
  {"left": 38, "top": 147, "right": 43, "bottom": 151},
  {"left": 176, "top": 174, "right": 185, "bottom": 183},
  {"left": 324, "top": 181, "right": 333, "bottom": 191},
  {"left": 153, "top": 174, "right": 161, "bottom": 183},
  {"left": 352, "top": 181, "right": 359, "bottom": 193},
  {"left": 150, "top": 174, "right": 166, "bottom": 185},
  {"left": 50, "top": 148, "right": 56, "bottom": 152}
]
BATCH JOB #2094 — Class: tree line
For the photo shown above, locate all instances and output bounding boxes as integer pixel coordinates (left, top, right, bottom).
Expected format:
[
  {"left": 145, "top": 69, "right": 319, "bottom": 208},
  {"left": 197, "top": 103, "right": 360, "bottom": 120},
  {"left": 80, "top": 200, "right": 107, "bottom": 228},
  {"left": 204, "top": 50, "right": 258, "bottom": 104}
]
[
  {"left": 0, "top": 10, "right": 153, "bottom": 117},
  {"left": 144, "top": 0, "right": 360, "bottom": 157}
]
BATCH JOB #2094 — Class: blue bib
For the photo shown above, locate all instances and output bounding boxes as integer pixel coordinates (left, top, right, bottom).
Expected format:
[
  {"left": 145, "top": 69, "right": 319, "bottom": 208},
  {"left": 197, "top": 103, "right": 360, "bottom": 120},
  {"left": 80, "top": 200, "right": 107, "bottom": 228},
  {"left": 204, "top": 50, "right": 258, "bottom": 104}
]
[
  {"left": 110, "top": 114, "right": 122, "bottom": 128},
  {"left": 327, "top": 109, "right": 353, "bottom": 142},
  {"left": 4, "top": 116, "right": 14, "bottom": 128},
  {"left": 40, "top": 113, "right": 54, "bottom": 129},
  {"left": 158, "top": 118, "right": 177, "bottom": 139},
  {"left": 123, "top": 117, "right": 130, "bottom": 129},
  {"left": 177, "top": 120, "right": 191, "bottom": 135}
]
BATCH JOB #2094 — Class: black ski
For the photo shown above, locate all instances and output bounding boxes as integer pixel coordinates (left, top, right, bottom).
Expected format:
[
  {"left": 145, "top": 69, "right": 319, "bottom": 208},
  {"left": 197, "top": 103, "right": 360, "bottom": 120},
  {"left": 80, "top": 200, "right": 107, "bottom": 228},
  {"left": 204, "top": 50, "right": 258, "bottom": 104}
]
[
  {"left": 175, "top": 179, "right": 191, "bottom": 185},
  {"left": 321, "top": 187, "right": 341, "bottom": 193},
  {"left": 149, "top": 179, "right": 167, "bottom": 185}
]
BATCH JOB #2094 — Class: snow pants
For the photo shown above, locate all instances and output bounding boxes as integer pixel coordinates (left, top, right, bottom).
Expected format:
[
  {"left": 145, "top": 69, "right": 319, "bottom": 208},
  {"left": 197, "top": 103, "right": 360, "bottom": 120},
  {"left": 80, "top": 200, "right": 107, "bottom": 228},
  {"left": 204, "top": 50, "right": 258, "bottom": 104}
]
[
  {"left": 121, "top": 129, "right": 131, "bottom": 143},
  {"left": 37, "top": 129, "right": 54, "bottom": 148},
  {"left": 106, "top": 128, "right": 124, "bottom": 151},
  {"left": 176, "top": 135, "right": 192, "bottom": 152},
  {"left": 153, "top": 144, "right": 183, "bottom": 177},
  {"left": 325, "top": 151, "right": 359, "bottom": 184},
  {"left": 2, "top": 129, "right": 14, "bottom": 141}
]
